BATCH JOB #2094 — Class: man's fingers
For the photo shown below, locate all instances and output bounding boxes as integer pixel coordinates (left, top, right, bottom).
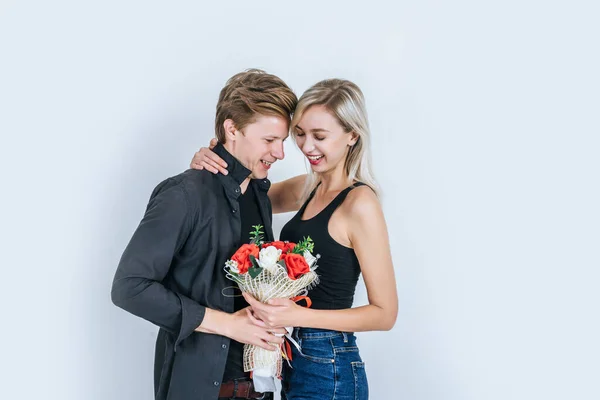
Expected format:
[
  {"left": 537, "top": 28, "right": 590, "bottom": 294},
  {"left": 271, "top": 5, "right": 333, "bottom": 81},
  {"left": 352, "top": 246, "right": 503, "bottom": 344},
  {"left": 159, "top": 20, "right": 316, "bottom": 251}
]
[
  {"left": 271, "top": 327, "right": 287, "bottom": 335},
  {"left": 254, "top": 339, "right": 277, "bottom": 351},
  {"left": 262, "top": 333, "right": 284, "bottom": 345},
  {"left": 246, "top": 308, "right": 266, "bottom": 327}
]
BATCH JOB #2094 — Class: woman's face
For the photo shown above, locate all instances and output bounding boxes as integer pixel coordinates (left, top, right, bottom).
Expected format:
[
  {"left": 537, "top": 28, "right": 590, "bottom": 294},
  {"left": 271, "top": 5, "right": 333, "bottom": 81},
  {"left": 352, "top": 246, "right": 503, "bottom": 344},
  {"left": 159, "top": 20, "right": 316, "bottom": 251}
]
[{"left": 294, "top": 105, "right": 357, "bottom": 174}]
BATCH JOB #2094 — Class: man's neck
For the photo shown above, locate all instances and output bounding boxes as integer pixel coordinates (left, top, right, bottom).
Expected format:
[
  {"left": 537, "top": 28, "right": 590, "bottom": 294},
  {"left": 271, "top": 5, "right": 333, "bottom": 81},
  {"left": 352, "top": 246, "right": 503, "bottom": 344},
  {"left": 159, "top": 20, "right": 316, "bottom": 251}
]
[
  {"left": 240, "top": 177, "right": 250, "bottom": 194},
  {"left": 222, "top": 141, "right": 236, "bottom": 159}
]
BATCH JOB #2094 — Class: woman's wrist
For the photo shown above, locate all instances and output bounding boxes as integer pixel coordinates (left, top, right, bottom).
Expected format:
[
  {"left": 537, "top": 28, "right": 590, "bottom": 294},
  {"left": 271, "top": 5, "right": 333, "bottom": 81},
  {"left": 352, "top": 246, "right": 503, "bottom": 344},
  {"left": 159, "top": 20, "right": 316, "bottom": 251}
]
[{"left": 295, "top": 305, "right": 312, "bottom": 328}]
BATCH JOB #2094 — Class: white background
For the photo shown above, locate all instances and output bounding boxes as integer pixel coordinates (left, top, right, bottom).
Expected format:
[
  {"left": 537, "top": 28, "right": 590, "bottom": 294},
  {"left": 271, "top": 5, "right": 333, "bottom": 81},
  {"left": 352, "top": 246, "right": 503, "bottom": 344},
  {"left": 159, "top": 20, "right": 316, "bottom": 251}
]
[{"left": 1, "top": 1, "right": 599, "bottom": 399}]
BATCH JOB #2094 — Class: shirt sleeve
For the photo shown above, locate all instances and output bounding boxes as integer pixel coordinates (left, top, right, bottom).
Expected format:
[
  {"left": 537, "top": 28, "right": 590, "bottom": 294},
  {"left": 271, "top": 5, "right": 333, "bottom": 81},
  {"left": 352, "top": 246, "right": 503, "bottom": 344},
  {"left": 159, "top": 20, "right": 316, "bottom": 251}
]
[{"left": 111, "top": 179, "right": 206, "bottom": 349}]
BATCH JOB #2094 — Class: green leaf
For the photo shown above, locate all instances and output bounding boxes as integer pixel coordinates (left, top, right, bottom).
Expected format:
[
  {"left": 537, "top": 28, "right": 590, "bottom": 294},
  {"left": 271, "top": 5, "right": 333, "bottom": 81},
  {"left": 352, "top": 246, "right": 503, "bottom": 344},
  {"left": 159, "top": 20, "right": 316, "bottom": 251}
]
[
  {"left": 249, "top": 225, "right": 264, "bottom": 242},
  {"left": 248, "top": 255, "right": 263, "bottom": 278},
  {"left": 293, "top": 236, "right": 314, "bottom": 254},
  {"left": 248, "top": 266, "right": 263, "bottom": 278},
  {"left": 250, "top": 255, "right": 260, "bottom": 268}
]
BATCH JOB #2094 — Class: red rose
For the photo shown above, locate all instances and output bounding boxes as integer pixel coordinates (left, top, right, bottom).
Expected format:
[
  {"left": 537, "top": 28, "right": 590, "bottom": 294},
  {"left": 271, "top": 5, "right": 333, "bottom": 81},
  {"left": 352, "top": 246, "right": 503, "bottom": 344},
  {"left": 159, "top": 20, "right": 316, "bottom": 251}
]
[
  {"left": 281, "top": 252, "right": 310, "bottom": 280},
  {"left": 263, "top": 241, "right": 297, "bottom": 253},
  {"left": 231, "top": 244, "right": 259, "bottom": 274},
  {"left": 284, "top": 242, "right": 297, "bottom": 253}
]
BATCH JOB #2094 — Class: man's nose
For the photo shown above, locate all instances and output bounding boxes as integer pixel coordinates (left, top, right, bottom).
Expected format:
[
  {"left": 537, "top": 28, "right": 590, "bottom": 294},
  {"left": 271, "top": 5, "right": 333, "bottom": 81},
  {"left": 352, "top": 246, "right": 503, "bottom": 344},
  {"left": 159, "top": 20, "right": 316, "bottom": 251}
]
[{"left": 272, "top": 141, "right": 285, "bottom": 160}]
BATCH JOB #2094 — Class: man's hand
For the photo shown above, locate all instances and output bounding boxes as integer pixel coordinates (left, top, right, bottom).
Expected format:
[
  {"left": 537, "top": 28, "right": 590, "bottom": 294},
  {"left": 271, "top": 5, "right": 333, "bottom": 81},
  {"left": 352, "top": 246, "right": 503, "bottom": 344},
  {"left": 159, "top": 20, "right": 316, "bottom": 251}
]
[
  {"left": 195, "top": 307, "right": 286, "bottom": 351},
  {"left": 189, "top": 138, "right": 228, "bottom": 175}
]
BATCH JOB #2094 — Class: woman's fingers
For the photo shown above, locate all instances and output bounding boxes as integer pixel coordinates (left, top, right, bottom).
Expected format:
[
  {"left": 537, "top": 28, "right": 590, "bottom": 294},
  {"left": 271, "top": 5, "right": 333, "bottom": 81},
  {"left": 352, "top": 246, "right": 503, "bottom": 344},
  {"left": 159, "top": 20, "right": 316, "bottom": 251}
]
[
  {"left": 200, "top": 147, "right": 228, "bottom": 174},
  {"left": 203, "top": 158, "right": 225, "bottom": 174}
]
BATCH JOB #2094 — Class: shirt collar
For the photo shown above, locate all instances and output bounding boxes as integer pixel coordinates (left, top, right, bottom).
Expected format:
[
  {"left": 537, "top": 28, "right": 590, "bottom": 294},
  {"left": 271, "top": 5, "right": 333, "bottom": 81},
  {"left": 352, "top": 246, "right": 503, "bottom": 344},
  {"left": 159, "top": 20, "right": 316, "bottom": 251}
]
[
  {"left": 213, "top": 142, "right": 272, "bottom": 195},
  {"left": 213, "top": 142, "right": 251, "bottom": 186}
]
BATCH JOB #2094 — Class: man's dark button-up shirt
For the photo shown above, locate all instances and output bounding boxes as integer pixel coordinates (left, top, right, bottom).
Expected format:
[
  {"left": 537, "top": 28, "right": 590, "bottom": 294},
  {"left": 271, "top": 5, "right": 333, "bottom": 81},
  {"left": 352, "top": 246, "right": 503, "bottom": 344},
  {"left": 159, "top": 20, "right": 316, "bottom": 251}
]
[{"left": 111, "top": 143, "right": 274, "bottom": 400}]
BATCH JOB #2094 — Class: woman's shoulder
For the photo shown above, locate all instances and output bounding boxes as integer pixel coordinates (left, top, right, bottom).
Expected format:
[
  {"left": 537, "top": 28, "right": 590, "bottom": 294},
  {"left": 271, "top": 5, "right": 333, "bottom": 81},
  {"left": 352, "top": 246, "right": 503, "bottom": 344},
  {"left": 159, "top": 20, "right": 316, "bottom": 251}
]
[
  {"left": 346, "top": 183, "right": 379, "bottom": 205},
  {"left": 342, "top": 183, "right": 382, "bottom": 218}
]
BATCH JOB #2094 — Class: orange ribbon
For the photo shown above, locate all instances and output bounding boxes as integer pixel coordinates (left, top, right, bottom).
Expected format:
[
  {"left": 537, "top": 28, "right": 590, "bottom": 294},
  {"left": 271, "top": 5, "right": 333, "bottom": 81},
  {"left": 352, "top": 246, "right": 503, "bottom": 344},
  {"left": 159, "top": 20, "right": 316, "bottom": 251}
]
[
  {"left": 290, "top": 295, "right": 312, "bottom": 308},
  {"left": 280, "top": 296, "right": 312, "bottom": 362}
]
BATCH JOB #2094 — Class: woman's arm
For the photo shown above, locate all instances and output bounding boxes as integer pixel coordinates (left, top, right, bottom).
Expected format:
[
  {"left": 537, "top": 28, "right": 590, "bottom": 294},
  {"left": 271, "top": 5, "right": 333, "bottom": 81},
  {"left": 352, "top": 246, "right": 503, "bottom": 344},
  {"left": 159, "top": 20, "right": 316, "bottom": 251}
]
[
  {"left": 245, "top": 186, "right": 398, "bottom": 332},
  {"left": 268, "top": 174, "right": 307, "bottom": 214},
  {"left": 189, "top": 139, "right": 307, "bottom": 214}
]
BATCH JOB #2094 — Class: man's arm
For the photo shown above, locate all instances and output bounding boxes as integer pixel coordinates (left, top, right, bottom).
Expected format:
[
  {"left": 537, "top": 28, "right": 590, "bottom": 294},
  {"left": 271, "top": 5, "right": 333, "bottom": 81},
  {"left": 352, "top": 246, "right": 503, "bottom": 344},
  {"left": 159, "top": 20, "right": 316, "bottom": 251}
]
[
  {"left": 111, "top": 180, "right": 205, "bottom": 348},
  {"left": 111, "top": 179, "right": 285, "bottom": 350}
]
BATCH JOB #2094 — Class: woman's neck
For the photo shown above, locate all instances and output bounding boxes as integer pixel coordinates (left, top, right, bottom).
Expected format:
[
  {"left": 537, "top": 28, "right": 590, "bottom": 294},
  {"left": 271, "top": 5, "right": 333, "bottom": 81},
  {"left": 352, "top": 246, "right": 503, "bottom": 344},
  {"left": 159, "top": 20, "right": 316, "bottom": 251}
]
[{"left": 317, "top": 164, "right": 353, "bottom": 194}]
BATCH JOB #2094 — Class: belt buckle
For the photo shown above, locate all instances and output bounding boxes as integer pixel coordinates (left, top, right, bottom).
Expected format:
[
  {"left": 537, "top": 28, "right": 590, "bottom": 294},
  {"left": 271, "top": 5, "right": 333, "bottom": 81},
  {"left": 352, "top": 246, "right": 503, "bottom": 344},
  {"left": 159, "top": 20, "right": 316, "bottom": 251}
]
[{"left": 255, "top": 392, "right": 267, "bottom": 400}]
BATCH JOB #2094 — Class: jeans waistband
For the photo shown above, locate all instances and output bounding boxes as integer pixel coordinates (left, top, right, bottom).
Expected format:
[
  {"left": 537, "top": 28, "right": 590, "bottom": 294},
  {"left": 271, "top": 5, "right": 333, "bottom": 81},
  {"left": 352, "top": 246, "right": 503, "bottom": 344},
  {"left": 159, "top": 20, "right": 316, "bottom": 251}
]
[{"left": 294, "top": 327, "right": 355, "bottom": 340}]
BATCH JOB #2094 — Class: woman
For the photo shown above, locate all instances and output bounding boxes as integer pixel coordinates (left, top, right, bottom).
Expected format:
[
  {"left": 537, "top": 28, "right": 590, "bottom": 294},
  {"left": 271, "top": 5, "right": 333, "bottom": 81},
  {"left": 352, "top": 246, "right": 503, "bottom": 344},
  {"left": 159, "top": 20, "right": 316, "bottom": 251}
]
[{"left": 191, "top": 79, "right": 397, "bottom": 399}]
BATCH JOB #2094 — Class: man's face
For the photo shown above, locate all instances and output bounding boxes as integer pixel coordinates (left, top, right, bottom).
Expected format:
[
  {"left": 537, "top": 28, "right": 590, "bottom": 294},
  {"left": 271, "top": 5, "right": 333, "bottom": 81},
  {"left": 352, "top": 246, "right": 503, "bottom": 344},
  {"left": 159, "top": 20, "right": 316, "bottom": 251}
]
[{"left": 232, "top": 115, "right": 289, "bottom": 179}]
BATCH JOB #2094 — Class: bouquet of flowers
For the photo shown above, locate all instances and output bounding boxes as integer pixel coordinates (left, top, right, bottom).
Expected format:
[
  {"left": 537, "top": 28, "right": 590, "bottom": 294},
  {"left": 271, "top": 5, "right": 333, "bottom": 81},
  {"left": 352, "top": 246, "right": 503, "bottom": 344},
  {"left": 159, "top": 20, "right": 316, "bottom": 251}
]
[{"left": 224, "top": 225, "right": 319, "bottom": 393}]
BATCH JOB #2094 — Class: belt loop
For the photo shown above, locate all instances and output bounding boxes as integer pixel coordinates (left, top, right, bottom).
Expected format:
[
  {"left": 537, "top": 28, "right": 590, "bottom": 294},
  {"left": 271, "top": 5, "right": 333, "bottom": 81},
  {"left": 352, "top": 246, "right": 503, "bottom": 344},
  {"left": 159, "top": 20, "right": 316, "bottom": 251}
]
[
  {"left": 233, "top": 379, "right": 238, "bottom": 397},
  {"left": 242, "top": 380, "right": 251, "bottom": 398},
  {"left": 342, "top": 332, "right": 348, "bottom": 343}
]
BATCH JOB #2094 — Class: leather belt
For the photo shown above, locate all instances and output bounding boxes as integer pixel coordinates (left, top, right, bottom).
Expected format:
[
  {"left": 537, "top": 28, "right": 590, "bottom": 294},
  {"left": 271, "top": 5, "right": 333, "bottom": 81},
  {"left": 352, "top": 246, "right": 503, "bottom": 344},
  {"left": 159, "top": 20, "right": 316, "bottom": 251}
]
[{"left": 218, "top": 379, "right": 266, "bottom": 399}]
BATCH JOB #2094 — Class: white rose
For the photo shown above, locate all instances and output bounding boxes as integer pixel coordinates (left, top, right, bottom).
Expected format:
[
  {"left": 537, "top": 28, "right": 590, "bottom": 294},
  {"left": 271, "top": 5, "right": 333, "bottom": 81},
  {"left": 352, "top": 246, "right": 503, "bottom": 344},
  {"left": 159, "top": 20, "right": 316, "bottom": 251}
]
[
  {"left": 259, "top": 246, "right": 283, "bottom": 274},
  {"left": 303, "top": 250, "right": 318, "bottom": 269}
]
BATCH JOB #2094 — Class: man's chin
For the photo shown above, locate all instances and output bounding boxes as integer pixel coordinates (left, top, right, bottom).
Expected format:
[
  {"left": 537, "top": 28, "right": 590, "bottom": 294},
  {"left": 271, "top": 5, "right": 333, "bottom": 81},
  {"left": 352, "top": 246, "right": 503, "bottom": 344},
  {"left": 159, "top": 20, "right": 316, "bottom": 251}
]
[{"left": 250, "top": 170, "right": 268, "bottom": 180}]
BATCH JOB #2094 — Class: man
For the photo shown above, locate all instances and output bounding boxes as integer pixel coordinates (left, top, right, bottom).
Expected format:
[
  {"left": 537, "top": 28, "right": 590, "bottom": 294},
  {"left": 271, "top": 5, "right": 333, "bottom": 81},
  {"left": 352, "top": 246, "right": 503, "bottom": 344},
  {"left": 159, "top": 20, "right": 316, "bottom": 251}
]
[{"left": 111, "top": 69, "right": 297, "bottom": 400}]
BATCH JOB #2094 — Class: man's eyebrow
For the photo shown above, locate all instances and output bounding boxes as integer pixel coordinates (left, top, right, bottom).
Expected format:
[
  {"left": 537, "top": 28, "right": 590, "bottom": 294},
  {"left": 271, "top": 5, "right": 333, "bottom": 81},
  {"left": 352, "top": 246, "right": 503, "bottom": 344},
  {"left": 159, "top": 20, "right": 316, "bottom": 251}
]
[{"left": 264, "top": 134, "right": 289, "bottom": 140}]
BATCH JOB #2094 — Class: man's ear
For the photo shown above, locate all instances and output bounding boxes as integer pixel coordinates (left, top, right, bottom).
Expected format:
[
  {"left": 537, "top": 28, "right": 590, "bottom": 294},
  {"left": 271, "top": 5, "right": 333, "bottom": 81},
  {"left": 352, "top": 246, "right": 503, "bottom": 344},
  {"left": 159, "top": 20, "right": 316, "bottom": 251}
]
[{"left": 223, "top": 119, "right": 238, "bottom": 142}]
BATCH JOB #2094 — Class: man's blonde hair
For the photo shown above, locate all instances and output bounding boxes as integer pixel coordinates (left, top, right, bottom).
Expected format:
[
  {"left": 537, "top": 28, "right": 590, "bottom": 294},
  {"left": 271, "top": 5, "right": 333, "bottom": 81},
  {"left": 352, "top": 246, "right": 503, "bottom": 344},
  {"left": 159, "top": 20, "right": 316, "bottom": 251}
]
[{"left": 215, "top": 69, "right": 297, "bottom": 143}]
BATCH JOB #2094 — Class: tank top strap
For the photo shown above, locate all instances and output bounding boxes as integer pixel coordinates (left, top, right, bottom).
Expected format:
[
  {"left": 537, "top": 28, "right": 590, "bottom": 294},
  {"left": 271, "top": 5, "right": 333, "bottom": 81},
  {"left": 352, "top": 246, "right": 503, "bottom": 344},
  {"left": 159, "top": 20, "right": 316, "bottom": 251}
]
[
  {"left": 318, "top": 182, "right": 367, "bottom": 219},
  {"left": 297, "top": 182, "right": 321, "bottom": 217}
]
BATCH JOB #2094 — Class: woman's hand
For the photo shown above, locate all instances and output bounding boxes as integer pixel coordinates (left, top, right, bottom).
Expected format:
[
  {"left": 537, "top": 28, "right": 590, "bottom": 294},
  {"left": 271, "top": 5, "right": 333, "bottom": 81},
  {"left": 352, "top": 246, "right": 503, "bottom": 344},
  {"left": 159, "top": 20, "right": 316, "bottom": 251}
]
[
  {"left": 189, "top": 138, "right": 228, "bottom": 175},
  {"left": 243, "top": 292, "right": 306, "bottom": 329}
]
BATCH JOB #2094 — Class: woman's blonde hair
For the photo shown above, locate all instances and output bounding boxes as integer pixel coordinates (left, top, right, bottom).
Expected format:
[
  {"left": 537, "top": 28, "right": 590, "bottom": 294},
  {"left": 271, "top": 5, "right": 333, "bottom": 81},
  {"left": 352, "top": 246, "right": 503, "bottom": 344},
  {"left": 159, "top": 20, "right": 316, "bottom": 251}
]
[{"left": 291, "top": 79, "right": 380, "bottom": 202}]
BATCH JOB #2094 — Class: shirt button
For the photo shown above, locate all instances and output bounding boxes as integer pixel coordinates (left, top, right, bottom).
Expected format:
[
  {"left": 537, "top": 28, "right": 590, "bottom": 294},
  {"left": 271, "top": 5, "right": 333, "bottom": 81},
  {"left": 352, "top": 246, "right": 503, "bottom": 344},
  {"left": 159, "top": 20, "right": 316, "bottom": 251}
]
[
  {"left": 232, "top": 209, "right": 237, "bottom": 213},
  {"left": 235, "top": 188, "right": 240, "bottom": 193},
  {"left": 222, "top": 344, "right": 227, "bottom": 349},
  {"left": 214, "top": 381, "right": 220, "bottom": 386}
]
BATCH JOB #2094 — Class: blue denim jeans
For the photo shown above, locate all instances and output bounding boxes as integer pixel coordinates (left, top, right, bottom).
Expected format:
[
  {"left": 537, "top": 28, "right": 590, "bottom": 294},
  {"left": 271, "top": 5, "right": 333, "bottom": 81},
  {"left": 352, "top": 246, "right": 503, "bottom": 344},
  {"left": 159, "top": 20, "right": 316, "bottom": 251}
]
[{"left": 281, "top": 328, "right": 368, "bottom": 400}]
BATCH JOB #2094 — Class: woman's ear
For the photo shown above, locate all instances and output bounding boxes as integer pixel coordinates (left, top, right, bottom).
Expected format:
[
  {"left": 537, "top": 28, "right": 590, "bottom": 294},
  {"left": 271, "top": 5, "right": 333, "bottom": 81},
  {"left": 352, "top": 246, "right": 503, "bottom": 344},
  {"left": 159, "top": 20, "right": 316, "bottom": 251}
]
[{"left": 349, "top": 131, "right": 359, "bottom": 147}]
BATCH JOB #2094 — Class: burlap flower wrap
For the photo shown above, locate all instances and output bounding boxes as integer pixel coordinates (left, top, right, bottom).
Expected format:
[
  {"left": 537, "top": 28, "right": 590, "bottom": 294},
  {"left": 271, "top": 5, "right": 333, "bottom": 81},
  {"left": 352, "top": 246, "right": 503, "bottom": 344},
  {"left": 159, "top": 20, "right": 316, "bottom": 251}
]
[{"left": 224, "top": 227, "right": 319, "bottom": 393}]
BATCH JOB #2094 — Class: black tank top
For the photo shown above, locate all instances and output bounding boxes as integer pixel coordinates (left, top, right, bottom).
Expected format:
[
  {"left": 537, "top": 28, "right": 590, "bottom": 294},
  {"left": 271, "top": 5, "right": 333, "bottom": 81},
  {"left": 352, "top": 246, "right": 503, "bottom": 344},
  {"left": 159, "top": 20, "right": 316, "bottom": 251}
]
[{"left": 280, "top": 182, "right": 366, "bottom": 310}]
